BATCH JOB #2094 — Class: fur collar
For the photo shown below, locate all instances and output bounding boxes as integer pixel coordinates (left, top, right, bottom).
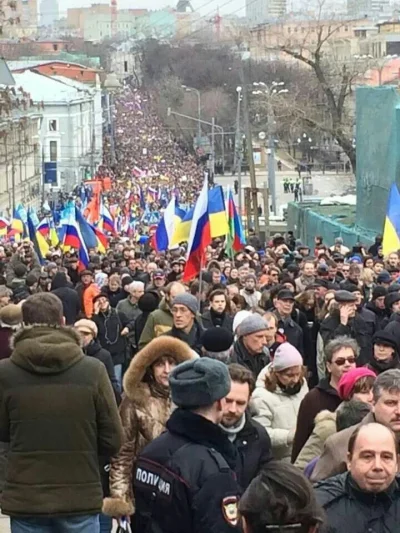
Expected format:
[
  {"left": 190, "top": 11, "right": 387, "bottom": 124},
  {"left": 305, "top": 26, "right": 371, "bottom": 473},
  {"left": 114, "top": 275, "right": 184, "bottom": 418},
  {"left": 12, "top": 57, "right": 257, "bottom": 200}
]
[{"left": 123, "top": 336, "right": 194, "bottom": 404}]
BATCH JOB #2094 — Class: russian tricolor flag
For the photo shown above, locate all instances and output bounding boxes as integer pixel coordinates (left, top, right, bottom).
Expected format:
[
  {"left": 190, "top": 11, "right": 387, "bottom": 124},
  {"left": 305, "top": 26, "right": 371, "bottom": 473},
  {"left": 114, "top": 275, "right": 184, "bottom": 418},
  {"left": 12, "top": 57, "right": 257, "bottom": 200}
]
[
  {"left": 37, "top": 218, "right": 50, "bottom": 237},
  {"left": 101, "top": 203, "right": 116, "bottom": 234},
  {"left": 154, "top": 196, "right": 176, "bottom": 252},
  {"left": 63, "top": 211, "right": 89, "bottom": 270},
  {"left": 183, "top": 179, "right": 212, "bottom": 282}
]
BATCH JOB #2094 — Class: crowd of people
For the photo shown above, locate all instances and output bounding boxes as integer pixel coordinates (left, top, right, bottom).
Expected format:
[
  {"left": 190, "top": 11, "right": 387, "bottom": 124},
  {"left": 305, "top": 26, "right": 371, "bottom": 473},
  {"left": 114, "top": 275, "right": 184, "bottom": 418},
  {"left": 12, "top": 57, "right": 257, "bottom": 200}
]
[
  {"left": 1, "top": 88, "right": 400, "bottom": 533},
  {"left": 0, "top": 226, "right": 399, "bottom": 532}
]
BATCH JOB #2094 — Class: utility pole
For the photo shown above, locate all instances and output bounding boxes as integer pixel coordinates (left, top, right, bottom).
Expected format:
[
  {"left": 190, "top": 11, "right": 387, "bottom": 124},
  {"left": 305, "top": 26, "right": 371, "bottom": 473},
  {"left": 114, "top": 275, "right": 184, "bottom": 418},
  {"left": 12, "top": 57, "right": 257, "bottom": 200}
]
[
  {"left": 234, "top": 86, "right": 242, "bottom": 218},
  {"left": 239, "top": 60, "right": 259, "bottom": 234},
  {"left": 211, "top": 116, "right": 215, "bottom": 180},
  {"left": 267, "top": 100, "right": 277, "bottom": 215}
]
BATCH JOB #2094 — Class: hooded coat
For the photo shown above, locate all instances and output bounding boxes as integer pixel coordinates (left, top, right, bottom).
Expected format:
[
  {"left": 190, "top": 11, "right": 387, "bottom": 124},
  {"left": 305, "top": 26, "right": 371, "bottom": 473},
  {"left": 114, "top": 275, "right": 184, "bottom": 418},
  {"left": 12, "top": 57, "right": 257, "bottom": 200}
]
[
  {"left": 294, "top": 410, "right": 337, "bottom": 471},
  {"left": 102, "top": 336, "right": 194, "bottom": 518},
  {"left": 138, "top": 298, "right": 174, "bottom": 349},
  {"left": 51, "top": 272, "right": 81, "bottom": 325},
  {"left": 0, "top": 325, "right": 123, "bottom": 517}
]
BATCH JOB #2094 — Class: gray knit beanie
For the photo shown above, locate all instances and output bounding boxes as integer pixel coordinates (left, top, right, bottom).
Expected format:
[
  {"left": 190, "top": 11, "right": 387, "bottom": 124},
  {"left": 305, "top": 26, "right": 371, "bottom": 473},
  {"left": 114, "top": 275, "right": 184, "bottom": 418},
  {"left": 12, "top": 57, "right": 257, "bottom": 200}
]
[
  {"left": 169, "top": 357, "right": 230, "bottom": 408},
  {"left": 172, "top": 293, "right": 199, "bottom": 315},
  {"left": 237, "top": 315, "right": 268, "bottom": 338}
]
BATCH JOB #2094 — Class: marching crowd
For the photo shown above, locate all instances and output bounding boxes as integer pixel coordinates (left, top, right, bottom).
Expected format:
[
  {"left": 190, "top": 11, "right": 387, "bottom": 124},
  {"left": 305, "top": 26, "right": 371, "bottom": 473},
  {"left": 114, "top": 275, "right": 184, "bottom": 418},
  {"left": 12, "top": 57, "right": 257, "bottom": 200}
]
[
  {"left": 0, "top": 228, "right": 399, "bottom": 532},
  {"left": 0, "top": 87, "right": 399, "bottom": 532}
]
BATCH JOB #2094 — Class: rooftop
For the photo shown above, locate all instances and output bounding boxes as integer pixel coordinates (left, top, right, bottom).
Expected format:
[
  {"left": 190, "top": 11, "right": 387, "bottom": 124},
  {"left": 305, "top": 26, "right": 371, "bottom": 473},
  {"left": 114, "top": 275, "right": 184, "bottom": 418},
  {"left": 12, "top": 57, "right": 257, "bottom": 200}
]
[{"left": 13, "top": 71, "right": 93, "bottom": 104}]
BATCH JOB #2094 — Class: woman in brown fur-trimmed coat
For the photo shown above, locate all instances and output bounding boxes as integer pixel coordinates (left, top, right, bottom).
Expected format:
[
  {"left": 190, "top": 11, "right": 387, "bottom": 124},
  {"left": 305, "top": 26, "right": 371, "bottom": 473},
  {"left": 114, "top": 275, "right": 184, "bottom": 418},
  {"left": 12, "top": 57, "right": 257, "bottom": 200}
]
[{"left": 102, "top": 335, "right": 194, "bottom": 519}]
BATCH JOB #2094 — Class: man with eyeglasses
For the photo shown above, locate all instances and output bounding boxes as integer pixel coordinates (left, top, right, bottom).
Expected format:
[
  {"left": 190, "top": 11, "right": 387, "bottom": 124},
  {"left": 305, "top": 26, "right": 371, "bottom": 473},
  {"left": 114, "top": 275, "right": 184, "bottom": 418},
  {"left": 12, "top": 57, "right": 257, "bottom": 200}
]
[
  {"left": 291, "top": 336, "right": 357, "bottom": 462},
  {"left": 311, "top": 370, "right": 400, "bottom": 482},
  {"left": 164, "top": 294, "right": 204, "bottom": 355}
]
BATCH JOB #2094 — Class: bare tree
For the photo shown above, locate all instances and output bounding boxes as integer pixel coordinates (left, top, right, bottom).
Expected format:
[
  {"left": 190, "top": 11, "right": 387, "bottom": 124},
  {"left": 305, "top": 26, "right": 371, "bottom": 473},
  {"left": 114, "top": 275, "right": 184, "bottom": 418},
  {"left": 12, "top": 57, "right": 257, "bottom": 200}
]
[{"left": 253, "top": 0, "right": 373, "bottom": 169}]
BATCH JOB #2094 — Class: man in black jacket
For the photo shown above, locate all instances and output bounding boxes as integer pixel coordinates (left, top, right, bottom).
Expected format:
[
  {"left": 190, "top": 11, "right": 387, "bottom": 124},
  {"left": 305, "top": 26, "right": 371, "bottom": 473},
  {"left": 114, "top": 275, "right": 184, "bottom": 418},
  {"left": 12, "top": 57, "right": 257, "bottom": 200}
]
[
  {"left": 315, "top": 423, "right": 400, "bottom": 533},
  {"left": 51, "top": 272, "right": 81, "bottom": 325},
  {"left": 164, "top": 293, "right": 204, "bottom": 355},
  {"left": 202, "top": 289, "right": 233, "bottom": 331},
  {"left": 133, "top": 357, "right": 242, "bottom": 533},
  {"left": 320, "top": 290, "right": 373, "bottom": 366},
  {"left": 220, "top": 364, "right": 271, "bottom": 489},
  {"left": 232, "top": 314, "right": 270, "bottom": 378},
  {"left": 75, "top": 319, "right": 120, "bottom": 400},
  {"left": 91, "top": 293, "right": 134, "bottom": 390}
]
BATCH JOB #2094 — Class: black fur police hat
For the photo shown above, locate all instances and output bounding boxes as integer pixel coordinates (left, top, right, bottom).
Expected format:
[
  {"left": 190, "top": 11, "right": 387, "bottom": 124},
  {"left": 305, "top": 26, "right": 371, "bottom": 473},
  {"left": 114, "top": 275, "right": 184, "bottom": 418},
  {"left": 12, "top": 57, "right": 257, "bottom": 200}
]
[{"left": 169, "top": 357, "right": 230, "bottom": 408}]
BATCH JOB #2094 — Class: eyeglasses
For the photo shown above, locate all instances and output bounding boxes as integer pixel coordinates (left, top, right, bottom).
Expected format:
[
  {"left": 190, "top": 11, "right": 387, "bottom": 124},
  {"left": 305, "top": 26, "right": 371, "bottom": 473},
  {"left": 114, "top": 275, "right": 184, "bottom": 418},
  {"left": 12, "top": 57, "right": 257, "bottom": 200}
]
[{"left": 333, "top": 356, "right": 356, "bottom": 366}]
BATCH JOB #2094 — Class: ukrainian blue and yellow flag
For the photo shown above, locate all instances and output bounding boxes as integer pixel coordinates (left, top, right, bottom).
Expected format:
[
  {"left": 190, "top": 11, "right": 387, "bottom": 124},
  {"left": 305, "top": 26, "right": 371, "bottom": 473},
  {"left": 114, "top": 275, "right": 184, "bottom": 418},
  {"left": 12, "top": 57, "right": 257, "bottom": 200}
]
[
  {"left": 383, "top": 183, "right": 400, "bottom": 255},
  {"left": 208, "top": 186, "right": 229, "bottom": 238},
  {"left": 169, "top": 207, "right": 194, "bottom": 247}
]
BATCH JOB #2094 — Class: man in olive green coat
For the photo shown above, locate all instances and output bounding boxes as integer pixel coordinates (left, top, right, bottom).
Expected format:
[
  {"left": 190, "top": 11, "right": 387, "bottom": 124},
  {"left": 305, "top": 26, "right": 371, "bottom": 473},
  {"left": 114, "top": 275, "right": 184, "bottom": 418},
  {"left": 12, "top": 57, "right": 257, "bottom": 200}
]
[{"left": 0, "top": 293, "right": 123, "bottom": 533}]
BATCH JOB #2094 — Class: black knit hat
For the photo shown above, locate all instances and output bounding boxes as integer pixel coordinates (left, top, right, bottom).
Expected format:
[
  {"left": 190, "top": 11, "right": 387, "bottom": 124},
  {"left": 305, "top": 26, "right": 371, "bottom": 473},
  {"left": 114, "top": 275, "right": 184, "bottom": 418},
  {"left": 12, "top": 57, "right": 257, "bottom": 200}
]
[
  {"left": 385, "top": 292, "right": 400, "bottom": 310},
  {"left": 372, "top": 286, "right": 387, "bottom": 300},
  {"left": 138, "top": 291, "right": 160, "bottom": 313},
  {"left": 372, "top": 330, "right": 398, "bottom": 350},
  {"left": 202, "top": 327, "right": 234, "bottom": 353}
]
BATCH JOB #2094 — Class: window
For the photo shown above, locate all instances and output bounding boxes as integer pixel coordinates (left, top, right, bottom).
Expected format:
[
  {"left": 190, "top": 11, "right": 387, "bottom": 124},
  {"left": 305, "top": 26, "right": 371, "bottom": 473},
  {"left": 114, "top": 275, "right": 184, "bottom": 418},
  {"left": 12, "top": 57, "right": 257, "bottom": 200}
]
[
  {"left": 124, "top": 60, "right": 128, "bottom": 72},
  {"left": 49, "top": 141, "right": 58, "bottom": 162},
  {"left": 53, "top": 44, "right": 58, "bottom": 51},
  {"left": 48, "top": 119, "right": 57, "bottom": 131}
]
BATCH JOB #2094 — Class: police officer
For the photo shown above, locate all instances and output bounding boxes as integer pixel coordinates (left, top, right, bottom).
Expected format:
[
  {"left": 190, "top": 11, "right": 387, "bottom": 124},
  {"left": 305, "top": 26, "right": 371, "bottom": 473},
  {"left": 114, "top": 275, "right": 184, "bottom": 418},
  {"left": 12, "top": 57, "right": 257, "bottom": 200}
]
[{"left": 133, "top": 357, "right": 242, "bottom": 533}]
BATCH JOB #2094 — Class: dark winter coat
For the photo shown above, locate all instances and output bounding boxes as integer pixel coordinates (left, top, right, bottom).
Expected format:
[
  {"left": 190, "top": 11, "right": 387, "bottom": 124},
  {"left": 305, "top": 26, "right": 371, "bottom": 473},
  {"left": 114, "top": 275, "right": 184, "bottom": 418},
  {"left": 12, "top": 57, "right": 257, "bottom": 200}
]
[
  {"left": 133, "top": 408, "right": 242, "bottom": 533},
  {"left": 315, "top": 472, "right": 400, "bottom": 533},
  {"left": 365, "top": 301, "right": 388, "bottom": 331},
  {"left": 0, "top": 325, "right": 123, "bottom": 517},
  {"left": 101, "top": 286, "right": 126, "bottom": 308},
  {"left": 273, "top": 311, "right": 304, "bottom": 355},
  {"left": 230, "top": 414, "right": 271, "bottom": 490},
  {"left": 163, "top": 319, "right": 204, "bottom": 355},
  {"left": 51, "top": 272, "right": 81, "bottom": 325},
  {"left": 84, "top": 340, "right": 120, "bottom": 402},
  {"left": 320, "top": 311, "right": 373, "bottom": 366},
  {"left": 291, "top": 378, "right": 341, "bottom": 462},
  {"left": 201, "top": 310, "right": 234, "bottom": 331},
  {"left": 384, "top": 313, "right": 400, "bottom": 353},
  {"left": 92, "top": 307, "right": 133, "bottom": 365},
  {"left": 232, "top": 338, "right": 270, "bottom": 379},
  {"left": 103, "top": 336, "right": 194, "bottom": 518}
]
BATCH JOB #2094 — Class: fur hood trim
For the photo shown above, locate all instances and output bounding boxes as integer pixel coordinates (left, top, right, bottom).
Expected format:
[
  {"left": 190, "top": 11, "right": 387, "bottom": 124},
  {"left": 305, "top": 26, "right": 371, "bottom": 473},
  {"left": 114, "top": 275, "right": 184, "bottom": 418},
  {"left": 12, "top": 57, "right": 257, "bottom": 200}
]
[
  {"left": 314, "top": 409, "right": 337, "bottom": 425},
  {"left": 123, "top": 336, "right": 194, "bottom": 402},
  {"left": 102, "top": 496, "right": 134, "bottom": 518}
]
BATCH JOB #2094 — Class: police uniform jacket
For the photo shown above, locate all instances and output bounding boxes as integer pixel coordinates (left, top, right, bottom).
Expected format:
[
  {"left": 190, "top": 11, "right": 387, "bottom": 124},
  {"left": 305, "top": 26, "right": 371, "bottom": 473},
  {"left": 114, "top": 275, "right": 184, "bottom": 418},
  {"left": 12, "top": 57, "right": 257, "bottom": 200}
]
[{"left": 133, "top": 408, "right": 242, "bottom": 533}]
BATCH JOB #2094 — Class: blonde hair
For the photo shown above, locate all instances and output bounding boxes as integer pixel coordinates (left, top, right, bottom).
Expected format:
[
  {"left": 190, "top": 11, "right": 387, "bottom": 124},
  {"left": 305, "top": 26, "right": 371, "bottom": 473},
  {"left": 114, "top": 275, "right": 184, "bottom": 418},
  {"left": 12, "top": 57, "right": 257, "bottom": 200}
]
[{"left": 361, "top": 267, "right": 375, "bottom": 285}]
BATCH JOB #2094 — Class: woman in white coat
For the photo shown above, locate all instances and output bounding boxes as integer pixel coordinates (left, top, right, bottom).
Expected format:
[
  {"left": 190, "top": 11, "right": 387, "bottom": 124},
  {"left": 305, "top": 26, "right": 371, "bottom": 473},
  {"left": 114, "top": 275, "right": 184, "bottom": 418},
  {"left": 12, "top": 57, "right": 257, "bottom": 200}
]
[{"left": 251, "top": 342, "right": 308, "bottom": 462}]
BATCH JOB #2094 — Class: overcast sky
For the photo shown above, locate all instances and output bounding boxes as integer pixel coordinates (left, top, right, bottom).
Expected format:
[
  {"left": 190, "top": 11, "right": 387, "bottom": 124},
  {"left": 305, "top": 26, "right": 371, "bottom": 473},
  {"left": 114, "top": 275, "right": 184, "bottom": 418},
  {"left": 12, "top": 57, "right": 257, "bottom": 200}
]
[{"left": 61, "top": 0, "right": 246, "bottom": 16}]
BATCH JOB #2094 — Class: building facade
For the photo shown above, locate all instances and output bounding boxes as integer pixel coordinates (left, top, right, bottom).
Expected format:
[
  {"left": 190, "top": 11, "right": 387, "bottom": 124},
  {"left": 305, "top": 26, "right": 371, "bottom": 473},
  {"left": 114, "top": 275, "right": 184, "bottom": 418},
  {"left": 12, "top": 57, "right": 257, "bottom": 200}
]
[
  {"left": 246, "top": 0, "right": 287, "bottom": 26},
  {"left": 347, "top": 0, "right": 390, "bottom": 18},
  {"left": 12, "top": 70, "right": 101, "bottom": 192},
  {"left": 40, "top": 0, "right": 59, "bottom": 27}
]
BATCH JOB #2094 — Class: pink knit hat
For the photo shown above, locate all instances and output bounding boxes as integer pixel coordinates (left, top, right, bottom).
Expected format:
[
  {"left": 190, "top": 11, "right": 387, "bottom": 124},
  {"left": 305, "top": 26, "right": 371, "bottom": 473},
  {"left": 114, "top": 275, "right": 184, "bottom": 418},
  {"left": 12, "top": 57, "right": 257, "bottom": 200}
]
[
  {"left": 338, "top": 367, "right": 377, "bottom": 401},
  {"left": 271, "top": 343, "right": 303, "bottom": 372}
]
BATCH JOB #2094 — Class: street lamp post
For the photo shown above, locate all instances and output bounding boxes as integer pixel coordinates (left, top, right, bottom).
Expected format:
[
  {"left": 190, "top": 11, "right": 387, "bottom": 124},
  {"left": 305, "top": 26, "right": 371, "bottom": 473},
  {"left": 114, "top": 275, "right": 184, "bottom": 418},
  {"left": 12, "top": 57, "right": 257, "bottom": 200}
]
[
  {"left": 182, "top": 85, "right": 201, "bottom": 148},
  {"left": 253, "top": 81, "right": 287, "bottom": 215},
  {"left": 103, "top": 72, "right": 121, "bottom": 167}
]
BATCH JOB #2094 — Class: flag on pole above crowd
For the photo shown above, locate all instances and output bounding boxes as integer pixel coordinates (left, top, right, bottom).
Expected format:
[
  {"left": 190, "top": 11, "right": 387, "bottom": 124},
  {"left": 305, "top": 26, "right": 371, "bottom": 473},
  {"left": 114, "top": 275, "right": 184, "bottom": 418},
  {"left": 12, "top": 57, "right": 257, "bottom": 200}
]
[
  {"left": 225, "top": 187, "right": 245, "bottom": 258},
  {"left": 383, "top": 183, "right": 400, "bottom": 255},
  {"left": 208, "top": 186, "right": 229, "bottom": 239},
  {"left": 183, "top": 179, "right": 212, "bottom": 282},
  {"left": 154, "top": 196, "right": 176, "bottom": 252}
]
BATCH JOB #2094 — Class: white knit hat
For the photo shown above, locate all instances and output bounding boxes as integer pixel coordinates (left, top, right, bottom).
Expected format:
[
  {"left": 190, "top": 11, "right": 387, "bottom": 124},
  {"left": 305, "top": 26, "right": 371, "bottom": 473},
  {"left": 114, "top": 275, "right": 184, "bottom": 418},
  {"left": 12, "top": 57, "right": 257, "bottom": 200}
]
[{"left": 232, "top": 310, "right": 252, "bottom": 334}]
